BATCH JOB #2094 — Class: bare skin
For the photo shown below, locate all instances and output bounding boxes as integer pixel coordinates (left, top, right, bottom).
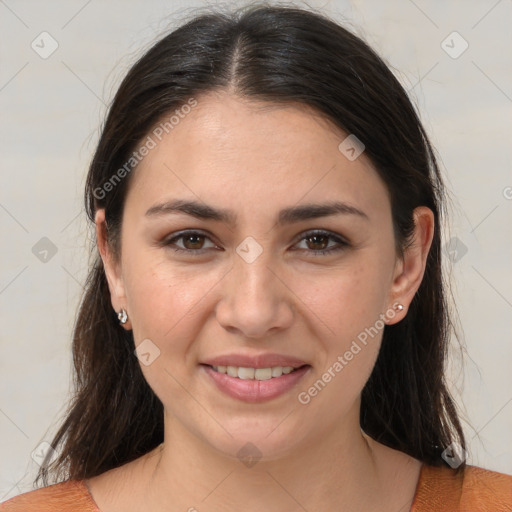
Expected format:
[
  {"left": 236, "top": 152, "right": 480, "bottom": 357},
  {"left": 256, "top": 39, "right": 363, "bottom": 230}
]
[{"left": 87, "top": 90, "right": 433, "bottom": 512}]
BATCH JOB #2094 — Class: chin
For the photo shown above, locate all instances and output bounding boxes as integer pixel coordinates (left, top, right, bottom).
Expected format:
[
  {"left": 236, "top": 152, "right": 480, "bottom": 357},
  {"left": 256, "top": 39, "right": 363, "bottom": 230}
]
[{"left": 193, "top": 413, "right": 312, "bottom": 464}]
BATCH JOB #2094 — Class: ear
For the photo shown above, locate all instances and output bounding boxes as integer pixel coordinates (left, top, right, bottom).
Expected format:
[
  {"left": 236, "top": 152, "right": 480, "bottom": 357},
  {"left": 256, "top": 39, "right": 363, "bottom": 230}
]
[
  {"left": 95, "top": 209, "right": 132, "bottom": 330},
  {"left": 385, "top": 206, "right": 435, "bottom": 325}
]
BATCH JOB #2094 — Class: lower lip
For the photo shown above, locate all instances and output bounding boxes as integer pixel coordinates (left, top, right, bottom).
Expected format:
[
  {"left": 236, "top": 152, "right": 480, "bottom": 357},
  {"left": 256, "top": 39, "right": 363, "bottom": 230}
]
[{"left": 201, "top": 364, "right": 311, "bottom": 403}]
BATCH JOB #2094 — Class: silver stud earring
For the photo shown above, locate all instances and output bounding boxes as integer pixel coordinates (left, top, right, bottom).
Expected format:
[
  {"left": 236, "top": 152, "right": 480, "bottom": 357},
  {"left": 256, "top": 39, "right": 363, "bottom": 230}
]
[
  {"left": 118, "top": 309, "right": 128, "bottom": 324},
  {"left": 394, "top": 303, "right": 404, "bottom": 311}
]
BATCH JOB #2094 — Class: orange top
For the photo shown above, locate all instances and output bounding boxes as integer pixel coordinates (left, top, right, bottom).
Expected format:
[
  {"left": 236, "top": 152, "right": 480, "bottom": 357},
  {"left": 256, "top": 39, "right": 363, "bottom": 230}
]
[{"left": 1, "top": 464, "right": 511, "bottom": 511}]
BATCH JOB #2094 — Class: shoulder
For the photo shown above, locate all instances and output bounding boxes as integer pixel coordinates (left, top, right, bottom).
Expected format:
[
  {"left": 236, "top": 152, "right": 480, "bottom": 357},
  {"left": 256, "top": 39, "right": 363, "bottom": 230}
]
[
  {"left": 0, "top": 480, "right": 99, "bottom": 512},
  {"left": 412, "top": 464, "right": 512, "bottom": 511}
]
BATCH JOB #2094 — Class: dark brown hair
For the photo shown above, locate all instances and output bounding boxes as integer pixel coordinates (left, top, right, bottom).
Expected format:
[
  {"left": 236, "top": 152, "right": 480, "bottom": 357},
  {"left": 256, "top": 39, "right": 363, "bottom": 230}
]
[{"left": 36, "top": 2, "right": 466, "bottom": 486}]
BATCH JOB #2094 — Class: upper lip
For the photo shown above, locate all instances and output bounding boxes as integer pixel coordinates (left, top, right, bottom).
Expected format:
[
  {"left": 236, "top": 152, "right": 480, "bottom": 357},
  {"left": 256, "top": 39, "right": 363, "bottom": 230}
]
[{"left": 202, "top": 353, "right": 309, "bottom": 369}]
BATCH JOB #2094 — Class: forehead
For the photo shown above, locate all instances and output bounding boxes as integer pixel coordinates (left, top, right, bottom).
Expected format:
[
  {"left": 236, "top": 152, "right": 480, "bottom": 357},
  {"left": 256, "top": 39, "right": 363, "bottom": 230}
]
[{"left": 125, "top": 91, "right": 390, "bottom": 223}]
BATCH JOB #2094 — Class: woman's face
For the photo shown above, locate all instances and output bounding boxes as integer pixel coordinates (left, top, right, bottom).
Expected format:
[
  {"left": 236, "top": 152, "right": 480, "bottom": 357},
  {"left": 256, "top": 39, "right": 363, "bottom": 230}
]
[{"left": 98, "top": 91, "right": 430, "bottom": 461}]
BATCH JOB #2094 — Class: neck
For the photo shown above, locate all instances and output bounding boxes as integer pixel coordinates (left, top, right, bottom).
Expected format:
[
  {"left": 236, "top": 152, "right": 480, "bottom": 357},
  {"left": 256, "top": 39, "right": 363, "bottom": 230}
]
[{"left": 142, "top": 409, "right": 393, "bottom": 512}]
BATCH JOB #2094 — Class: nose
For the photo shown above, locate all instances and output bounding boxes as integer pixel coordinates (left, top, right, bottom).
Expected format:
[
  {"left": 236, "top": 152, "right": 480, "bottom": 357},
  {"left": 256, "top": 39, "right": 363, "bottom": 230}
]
[{"left": 215, "top": 247, "right": 294, "bottom": 339}]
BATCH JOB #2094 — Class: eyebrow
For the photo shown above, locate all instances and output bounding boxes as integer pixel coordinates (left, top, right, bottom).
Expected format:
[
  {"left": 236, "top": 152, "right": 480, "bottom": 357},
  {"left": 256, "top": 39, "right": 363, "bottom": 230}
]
[{"left": 145, "top": 199, "right": 369, "bottom": 225}]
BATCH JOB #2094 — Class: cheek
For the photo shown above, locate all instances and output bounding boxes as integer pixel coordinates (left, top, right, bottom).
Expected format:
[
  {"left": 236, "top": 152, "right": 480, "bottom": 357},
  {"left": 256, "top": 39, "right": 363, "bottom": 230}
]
[
  {"left": 294, "top": 286, "right": 384, "bottom": 423},
  {"left": 295, "top": 255, "right": 390, "bottom": 342},
  {"left": 291, "top": 257, "right": 389, "bottom": 400},
  {"left": 122, "top": 245, "right": 226, "bottom": 351},
  {"left": 122, "top": 256, "right": 222, "bottom": 406}
]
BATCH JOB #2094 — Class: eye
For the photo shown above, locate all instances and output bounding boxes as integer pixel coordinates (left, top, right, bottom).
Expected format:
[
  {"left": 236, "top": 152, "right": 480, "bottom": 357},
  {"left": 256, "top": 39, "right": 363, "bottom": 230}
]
[
  {"left": 162, "top": 229, "right": 349, "bottom": 257},
  {"left": 163, "top": 230, "right": 218, "bottom": 255},
  {"left": 293, "top": 229, "right": 349, "bottom": 256}
]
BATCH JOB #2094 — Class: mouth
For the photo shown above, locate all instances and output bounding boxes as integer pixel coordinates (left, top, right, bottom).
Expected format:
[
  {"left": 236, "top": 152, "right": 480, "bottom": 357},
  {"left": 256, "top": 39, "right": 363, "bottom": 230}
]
[
  {"left": 204, "top": 363, "right": 308, "bottom": 380},
  {"left": 200, "top": 363, "right": 311, "bottom": 402}
]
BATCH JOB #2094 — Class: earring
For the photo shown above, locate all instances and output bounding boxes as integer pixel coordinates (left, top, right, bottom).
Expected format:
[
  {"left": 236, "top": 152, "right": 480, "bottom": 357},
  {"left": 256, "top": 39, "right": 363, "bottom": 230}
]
[
  {"left": 394, "top": 303, "right": 404, "bottom": 311},
  {"left": 117, "top": 309, "right": 128, "bottom": 324}
]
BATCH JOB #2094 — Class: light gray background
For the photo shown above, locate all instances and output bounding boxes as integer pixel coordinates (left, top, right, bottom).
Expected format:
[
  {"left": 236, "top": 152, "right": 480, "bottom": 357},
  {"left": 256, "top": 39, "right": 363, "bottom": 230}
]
[{"left": 1, "top": 0, "right": 511, "bottom": 498}]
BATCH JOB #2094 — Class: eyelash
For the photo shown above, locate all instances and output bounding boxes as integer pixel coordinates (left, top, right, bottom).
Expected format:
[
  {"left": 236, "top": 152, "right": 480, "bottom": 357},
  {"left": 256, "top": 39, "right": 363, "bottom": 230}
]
[{"left": 162, "top": 229, "right": 349, "bottom": 257}]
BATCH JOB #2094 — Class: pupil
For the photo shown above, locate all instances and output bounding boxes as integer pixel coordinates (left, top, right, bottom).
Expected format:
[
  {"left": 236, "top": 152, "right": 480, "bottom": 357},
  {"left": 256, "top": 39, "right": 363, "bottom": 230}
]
[
  {"left": 308, "top": 235, "right": 327, "bottom": 250},
  {"left": 185, "top": 235, "right": 203, "bottom": 249}
]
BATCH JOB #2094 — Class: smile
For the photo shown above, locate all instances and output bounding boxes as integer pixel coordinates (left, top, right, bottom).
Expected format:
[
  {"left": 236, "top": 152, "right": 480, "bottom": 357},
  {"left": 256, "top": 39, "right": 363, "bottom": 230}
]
[
  {"left": 210, "top": 364, "right": 300, "bottom": 380},
  {"left": 201, "top": 363, "right": 311, "bottom": 402}
]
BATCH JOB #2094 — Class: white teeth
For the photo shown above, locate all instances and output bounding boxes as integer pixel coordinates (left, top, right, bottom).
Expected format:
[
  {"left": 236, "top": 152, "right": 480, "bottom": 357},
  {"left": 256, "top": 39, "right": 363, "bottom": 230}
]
[
  {"left": 238, "top": 367, "right": 255, "bottom": 379},
  {"left": 254, "top": 368, "right": 272, "bottom": 380},
  {"left": 227, "top": 366, "right": 238, "bottom": 377},
  {"left": 211, "top": 365, "right": 300, "bottom": 380},
  {"left": 271, "top": 367, "right": 283, "bottom": 377}
]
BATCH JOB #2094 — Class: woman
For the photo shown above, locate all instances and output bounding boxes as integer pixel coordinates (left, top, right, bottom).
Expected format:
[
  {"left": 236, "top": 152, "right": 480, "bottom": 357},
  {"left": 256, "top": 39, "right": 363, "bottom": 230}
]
[{"left": 2, "top": 4, "right": 511, "bottom": 511}]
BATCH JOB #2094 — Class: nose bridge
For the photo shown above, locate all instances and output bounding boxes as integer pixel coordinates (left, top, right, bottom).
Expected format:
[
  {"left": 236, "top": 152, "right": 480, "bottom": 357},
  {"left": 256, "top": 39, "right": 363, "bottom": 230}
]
[
  {"left": 233, "top": 234, "right": 280, "bottom": 302},
  {"left": 215, "top": 235, "right": 293, "bottom": 338}
]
